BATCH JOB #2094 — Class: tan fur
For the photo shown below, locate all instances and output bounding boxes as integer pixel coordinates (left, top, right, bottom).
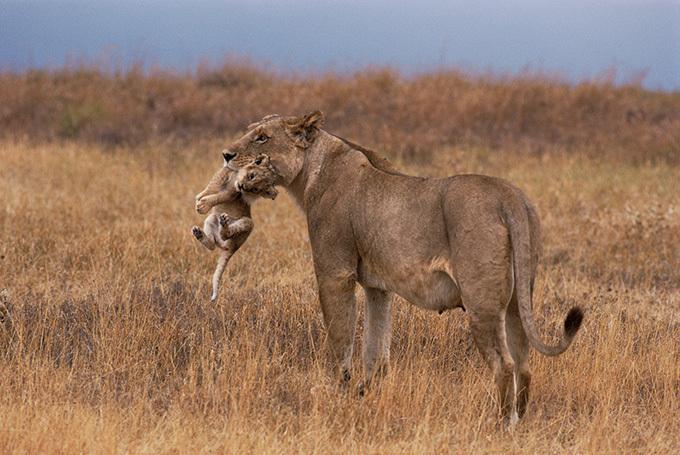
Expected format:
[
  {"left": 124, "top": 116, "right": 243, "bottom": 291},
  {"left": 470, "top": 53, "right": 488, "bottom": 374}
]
[
  {"left": 192, "top": 154, "right": 277, "bottom": 301},
  {"left": 221, "top": 111, "right": 583, "bottom": 424}
]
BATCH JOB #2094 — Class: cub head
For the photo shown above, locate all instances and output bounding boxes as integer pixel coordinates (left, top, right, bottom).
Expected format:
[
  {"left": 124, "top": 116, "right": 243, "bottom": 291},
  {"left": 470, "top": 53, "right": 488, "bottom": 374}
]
[
  {"left": 222, "top": 111, "right": 324, "bottom": 186},
  {"left": 235, "top": 154, "right": 278, "bottom": 200}
]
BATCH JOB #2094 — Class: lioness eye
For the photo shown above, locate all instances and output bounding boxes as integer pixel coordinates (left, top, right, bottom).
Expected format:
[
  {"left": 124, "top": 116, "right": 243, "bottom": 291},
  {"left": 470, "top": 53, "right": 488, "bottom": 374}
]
[
  {"left": 249, "top": 173, "right": 254, "bottom": 180},
  {"left": 254, "top": 134, "right": 268, "bottom": 144}
]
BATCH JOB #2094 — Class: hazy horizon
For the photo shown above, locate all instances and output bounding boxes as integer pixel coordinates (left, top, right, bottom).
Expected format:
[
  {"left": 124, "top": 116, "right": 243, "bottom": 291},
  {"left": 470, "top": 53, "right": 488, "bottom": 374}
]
[{"left": 1, "top": 0, "right": 678, "bottom": 90}]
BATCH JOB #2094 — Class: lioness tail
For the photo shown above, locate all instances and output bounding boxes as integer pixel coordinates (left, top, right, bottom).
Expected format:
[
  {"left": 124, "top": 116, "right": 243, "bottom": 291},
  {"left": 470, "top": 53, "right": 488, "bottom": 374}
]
[{"left": 505, "top": 198, "right": 584, "bottom": 357}]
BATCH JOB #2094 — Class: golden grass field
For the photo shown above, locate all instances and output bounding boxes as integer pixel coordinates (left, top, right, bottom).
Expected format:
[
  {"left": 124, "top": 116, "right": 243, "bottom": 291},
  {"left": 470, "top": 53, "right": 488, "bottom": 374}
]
[{"left": 1, "top": 64, "right": 679, "bottom": 453}]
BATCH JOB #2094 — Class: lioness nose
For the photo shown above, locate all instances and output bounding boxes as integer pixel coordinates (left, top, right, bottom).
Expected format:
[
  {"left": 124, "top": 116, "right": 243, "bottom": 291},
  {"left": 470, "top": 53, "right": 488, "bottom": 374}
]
[{"left": 222, "top": 150, "right": 236, "bottom": 162}]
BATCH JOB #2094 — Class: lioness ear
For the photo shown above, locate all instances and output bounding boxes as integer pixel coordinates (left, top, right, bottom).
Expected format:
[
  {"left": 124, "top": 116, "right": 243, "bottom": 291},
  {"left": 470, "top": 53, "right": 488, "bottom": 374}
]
[
  {"left": 286, "top": 110, "right": 324, "bottom": 148},
  {"left": 302, "top": 110, "right": 324, "bottom": 129}
]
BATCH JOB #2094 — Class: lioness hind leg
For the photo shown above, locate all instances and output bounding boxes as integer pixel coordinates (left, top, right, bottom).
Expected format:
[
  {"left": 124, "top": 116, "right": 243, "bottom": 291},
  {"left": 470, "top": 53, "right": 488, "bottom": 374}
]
[
  {"left": 468, "top": 310, "right": 517, "bottom": 426},
  {"left": 361, "top": 287, "right": 393, "bottom": 393},
  {"left": 506, "top": 295, "right": 532, "bottom": 418},
  {"left": 453, "top": 228, "right": 517, "bottom": 424}
]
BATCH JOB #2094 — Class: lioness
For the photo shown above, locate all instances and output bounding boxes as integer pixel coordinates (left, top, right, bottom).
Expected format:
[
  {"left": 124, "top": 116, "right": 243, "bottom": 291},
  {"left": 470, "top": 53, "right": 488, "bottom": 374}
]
[
  {"left": 192, "top": 154, "right": 278, "bottom": 301},
  {"left": 221, "top": 111, "right": 583, "bottom": 425}
]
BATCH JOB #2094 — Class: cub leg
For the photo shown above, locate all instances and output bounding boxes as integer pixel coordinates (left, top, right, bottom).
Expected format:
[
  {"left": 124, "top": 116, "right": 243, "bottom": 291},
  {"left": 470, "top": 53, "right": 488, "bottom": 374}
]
[
  {"left": 192, "top": 214, "right": 220, "bottom": 251},
  {"left": 195, "top": 166, "right": 230, "bottom": 201},
  {"left": 218, "top": 214, "right": 254, "bottom": 241},
  {"left": 196, "top": 190, "right": 237, "bottom": 215}
]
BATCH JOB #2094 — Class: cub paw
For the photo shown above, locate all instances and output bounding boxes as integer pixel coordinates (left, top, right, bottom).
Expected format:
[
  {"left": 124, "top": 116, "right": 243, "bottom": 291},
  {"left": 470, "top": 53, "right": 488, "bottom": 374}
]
[
  {"left": 195, "top": 198, "right": 211, "bottom": 215},
  {"left": 219, "top": 214, "right": 230, "bottom": 227},
  {"left": 191, "top": 226, "right": 204, "bottom": 240}
]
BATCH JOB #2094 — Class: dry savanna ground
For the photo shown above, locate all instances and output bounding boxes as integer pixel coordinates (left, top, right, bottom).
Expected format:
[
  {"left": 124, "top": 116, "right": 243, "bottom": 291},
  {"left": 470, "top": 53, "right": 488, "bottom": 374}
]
[{"left": 0, "top": 63, "right": 679, "bottom": 453}]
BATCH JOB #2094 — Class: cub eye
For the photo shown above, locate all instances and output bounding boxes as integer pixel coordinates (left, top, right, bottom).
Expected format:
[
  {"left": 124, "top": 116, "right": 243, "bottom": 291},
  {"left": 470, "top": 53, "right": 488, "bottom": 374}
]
[
  {"left": 254, "top": 134, "right": 268, "bottom": 144},
  {"left": 252, "top": 188, "right": 259, "bottom": 193},
  {"left": 248, "top": 173, "right": 255, "bottom": 180}
]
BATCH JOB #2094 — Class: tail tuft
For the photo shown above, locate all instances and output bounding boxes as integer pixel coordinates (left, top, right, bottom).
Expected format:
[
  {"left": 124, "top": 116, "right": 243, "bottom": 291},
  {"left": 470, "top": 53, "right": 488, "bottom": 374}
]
[{"left": 564, "top": 307, "right": 584, "bottom": 337}]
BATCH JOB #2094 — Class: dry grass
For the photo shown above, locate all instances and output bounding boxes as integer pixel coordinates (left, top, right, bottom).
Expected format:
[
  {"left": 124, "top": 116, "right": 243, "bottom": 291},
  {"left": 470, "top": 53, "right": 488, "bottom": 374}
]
[{"left": 1, "top": 63, "right": 679, "bottom": 453}]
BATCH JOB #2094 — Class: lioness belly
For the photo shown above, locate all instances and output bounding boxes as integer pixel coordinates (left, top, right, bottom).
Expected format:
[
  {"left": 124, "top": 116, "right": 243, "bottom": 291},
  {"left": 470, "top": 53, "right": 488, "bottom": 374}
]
[{"left": 358, "top": 258, "right": 462, "bottom": 313}]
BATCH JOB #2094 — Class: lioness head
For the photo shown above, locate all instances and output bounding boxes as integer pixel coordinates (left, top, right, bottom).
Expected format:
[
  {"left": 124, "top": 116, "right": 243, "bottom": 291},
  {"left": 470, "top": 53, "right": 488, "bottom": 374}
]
[
  {"left": 222, "top": 111, "right": 324, "bottom": 186},
  {"left": 235, "top": 154, "right": 278, "bottom": 200}
]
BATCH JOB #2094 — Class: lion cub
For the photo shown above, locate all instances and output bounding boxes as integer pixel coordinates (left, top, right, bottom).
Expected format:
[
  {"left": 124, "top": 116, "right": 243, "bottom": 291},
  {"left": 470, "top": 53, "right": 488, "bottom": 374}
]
[{"left": 192, "top": 154, "right": 277, "bottom": 301}]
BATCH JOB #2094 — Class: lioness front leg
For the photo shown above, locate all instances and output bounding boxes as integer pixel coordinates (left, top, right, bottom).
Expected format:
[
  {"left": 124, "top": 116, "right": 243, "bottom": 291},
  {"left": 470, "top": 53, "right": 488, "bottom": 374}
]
[{"left": 317, "top": 274, "right": 358, "bottom": 384}]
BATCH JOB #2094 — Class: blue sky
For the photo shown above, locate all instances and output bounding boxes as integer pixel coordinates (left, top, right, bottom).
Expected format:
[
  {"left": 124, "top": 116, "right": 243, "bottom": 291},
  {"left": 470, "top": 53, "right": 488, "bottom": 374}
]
[{"left": 1, "top": 0, "right": 678, "bottom": 90}]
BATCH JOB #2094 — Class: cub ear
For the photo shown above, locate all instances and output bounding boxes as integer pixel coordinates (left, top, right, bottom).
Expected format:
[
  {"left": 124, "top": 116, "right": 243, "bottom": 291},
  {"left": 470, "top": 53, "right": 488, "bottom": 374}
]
[
  {"left": 263, "top": 187, "right": 278, "bottom": 200},
  {"left": 254, "top": 154, "right": 270, "bottom": 166},
  {"left": 286, "top": 110, "right": 324, "bottom": 148}
]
